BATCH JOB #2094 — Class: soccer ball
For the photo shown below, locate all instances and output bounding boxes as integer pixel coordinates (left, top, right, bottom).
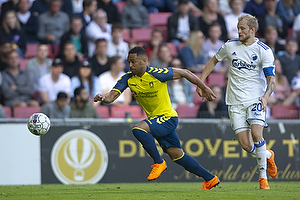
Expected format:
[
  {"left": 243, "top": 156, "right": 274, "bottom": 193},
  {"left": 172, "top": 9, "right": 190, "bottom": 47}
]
[{"left": 27, "top": 113, "right": 51, "bottom": 136}]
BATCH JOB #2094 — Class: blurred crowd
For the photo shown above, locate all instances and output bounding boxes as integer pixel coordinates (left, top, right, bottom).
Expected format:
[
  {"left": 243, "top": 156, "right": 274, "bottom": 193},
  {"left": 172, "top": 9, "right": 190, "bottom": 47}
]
[{"left": 0, "top": 0, "right": 300, "bottom": 119}]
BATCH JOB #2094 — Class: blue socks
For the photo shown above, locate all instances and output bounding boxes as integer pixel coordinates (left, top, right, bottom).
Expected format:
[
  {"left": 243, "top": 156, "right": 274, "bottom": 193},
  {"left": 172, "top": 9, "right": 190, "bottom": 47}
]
[
  {"left": 132, "top": 127, "right": 163, "bottom": 164},
  {"left": 174, "top": 153, "right": 215, "bottom": 181}
]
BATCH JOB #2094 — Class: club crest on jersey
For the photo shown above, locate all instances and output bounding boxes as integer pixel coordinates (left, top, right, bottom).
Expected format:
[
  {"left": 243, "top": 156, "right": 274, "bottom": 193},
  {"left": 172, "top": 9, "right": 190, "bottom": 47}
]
[
  {"left": 251, "top": 54, "right": 258, "bottom": 61},
  {"left": 232, "top": 59, "right": 257, "bottom": 70},
  {"left": 149, "top": 82, "right": 154, "bottom": 88}
]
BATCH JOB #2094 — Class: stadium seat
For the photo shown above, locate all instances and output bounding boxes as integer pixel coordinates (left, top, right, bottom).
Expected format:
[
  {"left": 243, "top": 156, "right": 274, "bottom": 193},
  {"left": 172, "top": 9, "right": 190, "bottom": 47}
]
[
  {"left": 13, "top": 106, "right": 41, "bottom": 118},
  {"left": 176, "top": 105, "right": 199, "bottom": 118},
  {"left": 271, "top": 105, "right": 300, "bottom": 119},
  {"left": 207, "top": 73, "right": 225, "bottom": 88},
  {"left": 3, "top": 106, "right": 12, "bottom": 118},
  {"left": 20, "top": 59, "right": 29, "bottom": 71},
  {"left": 115, "top": 1, "right": 127, "bottom": 13},
  {"left": 131, "top": 28, "right": 153, "bottom": 43},
  {"left": 24, "top": 43, "right": 39, "bottom": 59},
  {"left": 96, "top": 106, "right": 110, "bottom": 118},
  {"left": 122, "top": 28, "right": 131, "bottom": 43},
  {"left": 148, "top": 12, "right": 172, "bottom": 28},
  {"left": 167, "top": 42, "right": 178, "bottom": 58},
  {"left": 52, "top": 44, "right": 60, "bottom": 58},
  {"left": 110, "top": 105, "right": 144, "bottom": 119}
]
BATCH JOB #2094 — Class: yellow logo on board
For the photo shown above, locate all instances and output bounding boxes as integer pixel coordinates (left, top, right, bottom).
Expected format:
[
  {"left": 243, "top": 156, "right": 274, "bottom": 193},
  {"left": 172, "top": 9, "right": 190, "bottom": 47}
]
[{"left": 51, "top": 130, "right": 108, "bottom": 184}]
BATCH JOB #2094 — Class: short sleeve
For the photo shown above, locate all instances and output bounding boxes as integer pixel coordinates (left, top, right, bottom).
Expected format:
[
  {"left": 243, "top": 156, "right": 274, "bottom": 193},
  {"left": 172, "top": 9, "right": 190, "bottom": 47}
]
[
  {"left": 113, "top": 73, "right": 132, "bottom": 94},
  {"left": 215, "top": 42, "right": 229, "bottom": 62},
  {"left": 147, "top": 66, "right": 174, "bottom": 82}
]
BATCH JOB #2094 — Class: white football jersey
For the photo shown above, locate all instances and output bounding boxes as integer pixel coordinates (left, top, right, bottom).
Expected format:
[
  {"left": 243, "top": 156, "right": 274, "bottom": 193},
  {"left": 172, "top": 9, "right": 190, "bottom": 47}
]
[{"left": 215, "top": 38, "right": 275, "bottom": 105}]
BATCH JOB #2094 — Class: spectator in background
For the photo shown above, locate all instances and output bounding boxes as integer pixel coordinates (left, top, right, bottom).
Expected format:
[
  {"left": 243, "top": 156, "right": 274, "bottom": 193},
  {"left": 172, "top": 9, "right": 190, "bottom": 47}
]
[
  {"left": 107, "top": 22, "right": 129, "bottom": 60},
  {"left": 203, "top": 22, "right": 226, "bottom": 74},
  {"left": 243, "top": 0, "right": 265, "bottom": 18},
  {"left": 1, "top": 50, "right": 39, "bottom": 108},
  {"left": 270, "top": 58, "right": 295, "bottom": 106},
  {"left": 99, "top": 55, "right": 132, "bottom": 106},
  {"left": 218, "top": 0, "right": 231, "bottom": 16},
  {"left": 121, "top": 0, "right": 148, "bottom": 29},
  {"left": 41, "top": 91, "right": 70, "bottom": 118},
  {"left": 276, "top": 0, "right": 300, "bottom": 27},
  {"left": 167, "top": 58, "right": 194, "bottom": 110},
  {"left": 85, "top": 9, "right": 112, "bottom": 57},
  {"left": 0, "top": 41, "right": 12, "bottom": 71},
  {"left": 151, "top": 43, "right": 172, "bottom": 68},
  {"left": 278, "top": 38, "right": 300, "bottom": 85},
  {"left": 17, "top": 0, "right": 39, "bottom": 43},
  {"left": 61, "top": 41, "right": 82, "bottom": 78},
  {"left": 199, "top": 0, "right": 228, "bottom": 42},
  {"left": 70, "top": 86, "right": 99, "bottom": 118},
  {"left": 143, "top": 28, "right": 164, "bottom": 65},
  {"left": 178, "top": 30, "right": 206, "bottom": 73},
  {"left": 224, "top": 0, "right": 246, "bottom": 39},
  {"left": 26, "top": 43, "right": 52, "bottom": 90},
  {"left": 258, "top": 0, "right": 288, "bottom": 40},
  {"left": 292, "top": 12, "right": 300, "bottom": 50},
  {"left": 197, "top": 84, "right": 228, "bottom": 118},
  {"left": 61, "top": 0, "right": 84, "bottom": 20},
  {"left": 71, "top": 60, "right": 102, "bottom": 100},
  {"left": 98, "top": 0, "right": 120, "bottom": 24},
  {"left": 1, "top": 0, "right": 18, "bottom": 24},
  {"left": 263, "top": 26, "right": 285, "bottom": 57},
  {"left": 76, "top": 0, "right": 98, "bottom": 30},
  {"left": 143, "top": 0, "right": 167, "bottom": 13},
  {"left": 89, "top": 38, "right": 110, "bottom": 76},
  {"left": 289, "top": 74, "right": 300, "bottom": 106},
  {"left": 59, "top": 16, "right": 88, "bottom": 60},
  {"left": 167, "top": 0, "right": 199, "bottom": 46},
  {"left": 0, "top": 11, "right": 27, "bottom": 57},
  {"left": 38, "top": 58, "right": 72, "bottom": 104},
  {"left": 30, "top": 0, "right": 51, "bottom": 16},
  {"left": 37, "top": 0, "right": 70, "bottom": 44}
]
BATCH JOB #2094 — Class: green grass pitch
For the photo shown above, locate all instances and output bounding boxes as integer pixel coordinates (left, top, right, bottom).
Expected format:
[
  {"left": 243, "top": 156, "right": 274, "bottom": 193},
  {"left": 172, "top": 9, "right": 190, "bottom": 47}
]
[{"left": 0, "top": 182, "right": 299, "bottom": 200}]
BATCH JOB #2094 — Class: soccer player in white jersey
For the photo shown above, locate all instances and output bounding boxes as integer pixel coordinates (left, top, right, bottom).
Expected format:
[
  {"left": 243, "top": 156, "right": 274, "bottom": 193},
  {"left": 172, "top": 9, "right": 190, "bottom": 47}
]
[{"left": 197, "top": 14, "right": 278, "bottom": 189}]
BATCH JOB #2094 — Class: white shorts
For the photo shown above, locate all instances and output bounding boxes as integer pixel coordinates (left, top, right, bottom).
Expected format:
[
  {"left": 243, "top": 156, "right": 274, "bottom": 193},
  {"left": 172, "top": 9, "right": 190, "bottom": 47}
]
[{"left": 228, "top": 102, "right": 267, "bottom": 134}]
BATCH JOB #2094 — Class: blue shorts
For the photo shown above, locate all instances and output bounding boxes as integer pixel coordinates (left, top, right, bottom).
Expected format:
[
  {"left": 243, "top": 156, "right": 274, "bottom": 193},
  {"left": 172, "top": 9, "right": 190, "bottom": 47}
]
[{"left": 144, "top": 115, "right": 181, "bottom": 152}]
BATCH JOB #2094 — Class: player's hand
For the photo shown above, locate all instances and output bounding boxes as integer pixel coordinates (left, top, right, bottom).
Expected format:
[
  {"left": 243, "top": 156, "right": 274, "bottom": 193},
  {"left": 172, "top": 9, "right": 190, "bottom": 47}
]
[
  {"left": 94, "top": 94, "right": 105, "bottom": 102},
  {"left": 196, "top": 86, "right": 216, "bottom": 101},
  {"left": 259, "top": 96, "right": 268, "bottom": 111}
]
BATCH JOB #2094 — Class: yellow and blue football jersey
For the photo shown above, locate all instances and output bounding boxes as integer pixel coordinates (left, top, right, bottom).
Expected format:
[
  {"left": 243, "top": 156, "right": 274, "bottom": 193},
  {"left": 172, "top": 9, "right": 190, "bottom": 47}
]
[{"left": 112, "top": 66, "right": 178, "bottom": 118}]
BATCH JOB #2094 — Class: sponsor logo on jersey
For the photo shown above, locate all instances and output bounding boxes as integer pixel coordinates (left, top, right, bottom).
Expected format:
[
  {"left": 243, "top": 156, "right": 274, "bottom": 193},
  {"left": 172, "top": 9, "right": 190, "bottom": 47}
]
[
  {"left": 232, "top": 59, "right": 257, "bottom": 70},
  {"left": 51, "top": 129, "right": 108, "bottom": 184}
]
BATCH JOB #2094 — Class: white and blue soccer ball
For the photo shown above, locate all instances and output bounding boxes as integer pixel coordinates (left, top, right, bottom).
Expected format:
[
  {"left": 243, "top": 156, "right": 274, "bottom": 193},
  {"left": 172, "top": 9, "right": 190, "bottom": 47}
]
[{"left": 27, "top": 113, "right": 51, "bottom": 136}]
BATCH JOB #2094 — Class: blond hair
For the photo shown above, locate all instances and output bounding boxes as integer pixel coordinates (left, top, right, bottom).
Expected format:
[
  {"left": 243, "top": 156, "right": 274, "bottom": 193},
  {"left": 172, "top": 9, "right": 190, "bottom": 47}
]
[
  {"left": 238, "top": 14, "right": 258, "bottom": 32},
  {"left": 187, "top": 31, "right": 203, "bottom": 57},
  {"left": 3, "top": 11, "right": 21, "bottom": 34}
]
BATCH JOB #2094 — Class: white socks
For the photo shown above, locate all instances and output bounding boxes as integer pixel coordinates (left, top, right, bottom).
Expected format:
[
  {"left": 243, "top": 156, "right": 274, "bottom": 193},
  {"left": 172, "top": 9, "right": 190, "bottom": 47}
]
[{"left": 254, "top": 139, "right": 267, "bottom": 179}]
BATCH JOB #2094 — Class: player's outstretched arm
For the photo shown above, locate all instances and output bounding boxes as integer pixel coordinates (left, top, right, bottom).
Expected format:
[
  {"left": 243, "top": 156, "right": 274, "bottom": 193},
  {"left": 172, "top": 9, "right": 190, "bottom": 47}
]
[
  {"left": 94, "top": 90, "right": 121, "bottom": 104},
  {"left": 172, "top": 68, "right": 216, "bottom": 101},
  {"left": 200, "top": 56, "right": 219, "bottom": 81}
]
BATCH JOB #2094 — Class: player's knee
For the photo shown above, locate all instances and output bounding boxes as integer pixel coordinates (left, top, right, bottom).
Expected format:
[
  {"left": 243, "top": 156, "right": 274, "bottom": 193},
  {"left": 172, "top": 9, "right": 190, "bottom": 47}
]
[{"left": 166, "top": 147, "right": 183, "bottom": 160}]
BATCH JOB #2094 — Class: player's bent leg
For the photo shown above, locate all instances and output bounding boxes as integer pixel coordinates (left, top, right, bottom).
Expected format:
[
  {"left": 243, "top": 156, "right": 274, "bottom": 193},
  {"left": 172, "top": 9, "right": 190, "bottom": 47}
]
[
  {"left": 236, "top": 130, "right": 255, "bottom": 153},
  {"left": 132, "top": 127, "right": 163, "bottom": 164},
  {"left": 251, "top": 124, "right": 269, "bottom": 188},
  {"left": 167, "top": 148, "right": 219, "bottom": 190}
]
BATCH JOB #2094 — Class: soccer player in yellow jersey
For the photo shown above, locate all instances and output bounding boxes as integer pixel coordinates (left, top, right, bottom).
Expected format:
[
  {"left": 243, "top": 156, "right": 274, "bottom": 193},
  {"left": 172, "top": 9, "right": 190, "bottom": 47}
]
[{"left": 94, "top": 46, "right": 220, "bottom": 190}]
